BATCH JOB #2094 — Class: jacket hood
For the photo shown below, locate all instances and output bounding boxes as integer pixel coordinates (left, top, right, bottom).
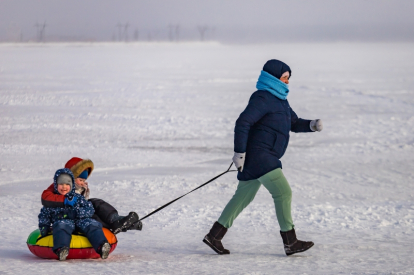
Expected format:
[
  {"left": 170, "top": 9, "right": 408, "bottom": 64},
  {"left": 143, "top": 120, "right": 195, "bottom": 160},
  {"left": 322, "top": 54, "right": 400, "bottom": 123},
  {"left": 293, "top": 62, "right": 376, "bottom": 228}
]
[
  {"left": 263, "top": 59, "right": 291, "bottom": 79},
  {"left": 53, "top": 168, "right": 76, "bottom": 197}
]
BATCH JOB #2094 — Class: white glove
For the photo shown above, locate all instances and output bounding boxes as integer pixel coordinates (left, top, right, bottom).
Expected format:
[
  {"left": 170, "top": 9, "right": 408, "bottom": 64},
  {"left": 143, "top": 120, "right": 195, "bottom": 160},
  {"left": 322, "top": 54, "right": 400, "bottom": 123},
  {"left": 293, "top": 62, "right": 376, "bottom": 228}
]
[
  {"left": 232, "top": 152, "right": 246, "bottom": 172},
  {"left": 310, "top": 119, "right": 323, "bottom": 132}
]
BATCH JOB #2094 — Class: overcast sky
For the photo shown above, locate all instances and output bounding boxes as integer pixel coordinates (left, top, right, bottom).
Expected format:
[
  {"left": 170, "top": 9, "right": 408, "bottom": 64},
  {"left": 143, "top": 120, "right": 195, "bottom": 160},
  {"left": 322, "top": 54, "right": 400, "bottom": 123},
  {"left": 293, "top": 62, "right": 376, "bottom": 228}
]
[{"left": 1, "top": 0, "right": 414, "bottom": 42}]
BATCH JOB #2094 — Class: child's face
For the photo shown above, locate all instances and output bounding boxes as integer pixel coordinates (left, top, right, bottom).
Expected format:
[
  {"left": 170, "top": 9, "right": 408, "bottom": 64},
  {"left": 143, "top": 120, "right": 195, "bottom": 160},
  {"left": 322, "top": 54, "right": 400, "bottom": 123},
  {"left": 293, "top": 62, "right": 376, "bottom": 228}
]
[
  {"left": 57, "top": 183, "right": 71, "bottom": 195},
  {"left": 279, "top": 71, "right": 290, "bottom": 84},
  {"left": 75, "top": 178, "right": 87, "bottom": 188}
]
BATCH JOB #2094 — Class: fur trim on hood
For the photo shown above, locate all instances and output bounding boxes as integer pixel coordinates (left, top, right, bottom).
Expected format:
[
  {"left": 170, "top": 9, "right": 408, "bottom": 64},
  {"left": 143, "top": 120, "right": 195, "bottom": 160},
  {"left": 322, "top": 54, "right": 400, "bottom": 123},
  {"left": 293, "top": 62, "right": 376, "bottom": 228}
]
[{"left": 65, "top": 157, "right": 94, "bottom": 179}]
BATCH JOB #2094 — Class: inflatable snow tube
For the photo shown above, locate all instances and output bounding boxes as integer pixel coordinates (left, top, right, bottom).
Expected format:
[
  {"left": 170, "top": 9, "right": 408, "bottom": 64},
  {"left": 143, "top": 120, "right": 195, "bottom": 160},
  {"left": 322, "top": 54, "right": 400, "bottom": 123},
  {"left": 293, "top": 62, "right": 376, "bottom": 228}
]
[{"left": 27, "top": 227, "right": 117, "bottom": 259}]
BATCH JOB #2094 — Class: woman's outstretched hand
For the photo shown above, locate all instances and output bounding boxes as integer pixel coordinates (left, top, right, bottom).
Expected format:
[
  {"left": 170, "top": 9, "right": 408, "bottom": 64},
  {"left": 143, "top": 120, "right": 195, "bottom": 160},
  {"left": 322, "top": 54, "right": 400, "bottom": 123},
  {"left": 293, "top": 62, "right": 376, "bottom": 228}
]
[
  {"left": 232, "top": 152, "right": 246, "bottom": 172},
  {"left": 310, "top": 119, "right": 323, "bottom": 132}
]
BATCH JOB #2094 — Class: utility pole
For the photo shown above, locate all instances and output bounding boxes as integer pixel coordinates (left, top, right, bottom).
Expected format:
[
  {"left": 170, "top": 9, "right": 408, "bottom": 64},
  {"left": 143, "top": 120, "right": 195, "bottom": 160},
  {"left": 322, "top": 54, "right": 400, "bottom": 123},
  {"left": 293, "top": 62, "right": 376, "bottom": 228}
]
[
  {"left": 34, "top": 22, "right": 40, "bottom": 42},
  {"left": 124, "top": 22, "right": 129, "bottom": 42},
  {"left": 34, "top": 21, "right": 47, "bottom": 42},
  {"left": 40, "top": 22, "right": 47, "bottom": 42},
  {"left": 175, "top": 24, "right": 180, "bottom": 42},
  {"left": 168, "top": 24, "right": 174, "bottom": 41},
  {"left": 115, "top": 22, "right": 130, "bottom": 41},
  {"left": 134, "top": 29, "right": 139, "bottom": 41},
  {"left": 197, "top": 25, "right": 208, "bottom": 41},
  {"left": 116, "top": 23, "right": 122, "bottom": 41},
  {"left": 168, "top": 24, "right": 180, "bottom": 41}
]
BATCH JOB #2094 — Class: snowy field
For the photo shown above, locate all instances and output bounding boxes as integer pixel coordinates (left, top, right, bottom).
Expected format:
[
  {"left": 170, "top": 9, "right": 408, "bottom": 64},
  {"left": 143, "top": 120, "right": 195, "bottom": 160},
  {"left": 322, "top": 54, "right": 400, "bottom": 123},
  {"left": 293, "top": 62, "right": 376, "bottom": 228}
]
[{"left": 1, "top": 42, "right": 414, "bottom": 274}]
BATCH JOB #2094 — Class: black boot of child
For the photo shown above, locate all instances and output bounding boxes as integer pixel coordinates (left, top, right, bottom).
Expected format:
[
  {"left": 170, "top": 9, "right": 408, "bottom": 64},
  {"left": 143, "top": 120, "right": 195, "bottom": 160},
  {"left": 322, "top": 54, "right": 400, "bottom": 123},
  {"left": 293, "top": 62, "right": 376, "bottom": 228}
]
[
  {"left": 110, "top": 212, "right": 139, "bottom": 234},
  {"left": 203, "top": 221, "right": 230, "bottom": 255},
  {"left": 54, "top": 246, "right": 69, "bottom": 261},
  {"left": 280, "top": 228, "right": 314, "bottom": 256},
  {"left": 126, "top": 220, "right": 143, "bottom": 231}
]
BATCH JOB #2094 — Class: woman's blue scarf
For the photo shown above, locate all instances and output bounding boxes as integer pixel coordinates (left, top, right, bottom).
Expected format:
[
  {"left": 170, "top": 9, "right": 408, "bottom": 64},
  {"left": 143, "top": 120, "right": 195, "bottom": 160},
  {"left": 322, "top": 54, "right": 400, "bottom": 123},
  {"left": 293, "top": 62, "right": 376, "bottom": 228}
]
[{"left": 256, "top": 70, "right": 289, "bottom": 100}]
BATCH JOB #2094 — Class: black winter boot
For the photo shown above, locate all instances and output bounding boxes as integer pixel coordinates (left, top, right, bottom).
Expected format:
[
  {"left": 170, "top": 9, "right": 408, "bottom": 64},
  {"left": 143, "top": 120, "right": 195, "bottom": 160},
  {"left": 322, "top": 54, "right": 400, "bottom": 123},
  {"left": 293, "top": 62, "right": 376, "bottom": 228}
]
[
  {"left": 280, "top": 228, "right": 314, "bottom": 256},
  {"left": 203, "top": 221, "right": 230, "bottom": 255},
  {"left": 54, "top": 246, "right": 69, "bottom": 261},
  {"left": 126, "top": 220, "right": 143, "bottom": 231},
  {"left": 110, "top": 212, "right": 139, "bottom": 234}
]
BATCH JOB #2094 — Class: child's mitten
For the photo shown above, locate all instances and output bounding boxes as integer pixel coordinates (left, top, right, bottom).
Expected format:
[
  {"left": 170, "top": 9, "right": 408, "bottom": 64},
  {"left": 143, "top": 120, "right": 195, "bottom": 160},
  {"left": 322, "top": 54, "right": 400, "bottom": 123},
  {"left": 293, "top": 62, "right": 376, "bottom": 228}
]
[
  {"left": 310, "top": 119, "right": 323, "bottom": 132},
  {"left": 64, "top": 196, "right": 78, "bottom": 207}
]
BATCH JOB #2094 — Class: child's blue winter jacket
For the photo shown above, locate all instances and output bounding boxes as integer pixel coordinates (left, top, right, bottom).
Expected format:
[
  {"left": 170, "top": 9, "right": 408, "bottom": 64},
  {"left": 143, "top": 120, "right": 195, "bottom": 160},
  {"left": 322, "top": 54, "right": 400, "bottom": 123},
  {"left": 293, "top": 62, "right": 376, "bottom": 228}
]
[{"left": 38, "top": 168, "right": 95, "bottom": 230}]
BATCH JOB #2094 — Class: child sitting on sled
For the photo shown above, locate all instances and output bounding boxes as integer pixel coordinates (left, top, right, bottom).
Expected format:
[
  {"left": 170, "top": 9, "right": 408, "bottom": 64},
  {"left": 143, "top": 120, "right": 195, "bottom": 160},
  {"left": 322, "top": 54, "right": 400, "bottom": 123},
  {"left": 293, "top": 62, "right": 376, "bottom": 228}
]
[
  {"left": 41, "top": 157, "right": 142, "bottom": 234},
  {"left": 38, "top": 168, "right": 111, "bottom": 261}
]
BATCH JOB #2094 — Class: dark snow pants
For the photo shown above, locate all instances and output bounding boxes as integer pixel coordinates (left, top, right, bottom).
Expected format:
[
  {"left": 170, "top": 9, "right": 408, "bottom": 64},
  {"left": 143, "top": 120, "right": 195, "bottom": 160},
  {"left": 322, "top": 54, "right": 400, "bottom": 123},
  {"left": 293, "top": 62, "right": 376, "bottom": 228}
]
[
  {"left": 52, "top": 219, "right": 108, "bottom": 252},
  {"left": 89, "top": 198, "right": 118, "bottom": 228}
]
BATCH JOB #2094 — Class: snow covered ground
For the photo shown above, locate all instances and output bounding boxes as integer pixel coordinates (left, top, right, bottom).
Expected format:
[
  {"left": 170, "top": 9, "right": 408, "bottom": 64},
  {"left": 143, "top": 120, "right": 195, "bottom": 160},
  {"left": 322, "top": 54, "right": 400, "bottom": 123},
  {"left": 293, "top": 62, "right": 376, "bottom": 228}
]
[{"left": 1, "top": 42, "right": 414, "bottom": 274}]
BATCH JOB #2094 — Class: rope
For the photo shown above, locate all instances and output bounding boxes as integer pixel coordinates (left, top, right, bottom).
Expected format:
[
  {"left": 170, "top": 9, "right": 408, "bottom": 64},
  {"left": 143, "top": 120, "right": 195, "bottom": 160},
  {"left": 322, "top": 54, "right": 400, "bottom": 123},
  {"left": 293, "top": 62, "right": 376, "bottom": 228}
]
[{"left": 140, "top": 162, "right": 236, "bottom": 221}]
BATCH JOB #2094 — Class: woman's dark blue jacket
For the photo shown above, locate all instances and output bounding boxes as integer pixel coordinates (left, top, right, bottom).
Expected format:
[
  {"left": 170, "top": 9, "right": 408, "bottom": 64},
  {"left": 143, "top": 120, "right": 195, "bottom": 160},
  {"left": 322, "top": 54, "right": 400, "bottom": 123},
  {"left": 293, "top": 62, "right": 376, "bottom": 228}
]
[{"left": 234, "top": 90, "right": 312, "bottom": 181}]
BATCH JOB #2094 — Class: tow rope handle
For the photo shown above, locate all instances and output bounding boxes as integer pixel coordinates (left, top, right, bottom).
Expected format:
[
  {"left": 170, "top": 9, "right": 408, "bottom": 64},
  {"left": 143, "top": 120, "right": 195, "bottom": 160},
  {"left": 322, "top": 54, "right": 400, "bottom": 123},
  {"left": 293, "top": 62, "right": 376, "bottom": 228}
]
[{"left": 140, "top": 162, "right": 236, "bottom": 221}]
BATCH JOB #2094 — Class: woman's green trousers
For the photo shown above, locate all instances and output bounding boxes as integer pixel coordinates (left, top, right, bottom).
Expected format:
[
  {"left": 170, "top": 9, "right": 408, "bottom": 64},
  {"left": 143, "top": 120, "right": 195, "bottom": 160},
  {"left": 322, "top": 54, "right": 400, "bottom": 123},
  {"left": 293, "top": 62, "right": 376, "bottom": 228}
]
[{"left": 218, "top": 168, "right": 294, "bottom": 232}]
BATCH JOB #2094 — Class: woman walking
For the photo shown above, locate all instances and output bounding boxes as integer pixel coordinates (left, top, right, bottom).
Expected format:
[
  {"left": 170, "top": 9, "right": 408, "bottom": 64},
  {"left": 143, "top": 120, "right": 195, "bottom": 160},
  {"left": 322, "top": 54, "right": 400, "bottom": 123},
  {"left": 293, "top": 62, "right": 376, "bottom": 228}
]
[{"left": 203, "top": 59, "right": 323, "bottom": 256}]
